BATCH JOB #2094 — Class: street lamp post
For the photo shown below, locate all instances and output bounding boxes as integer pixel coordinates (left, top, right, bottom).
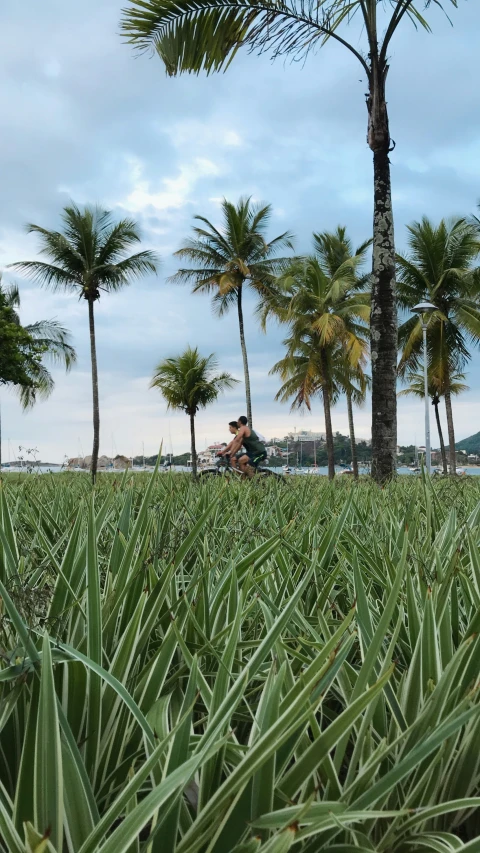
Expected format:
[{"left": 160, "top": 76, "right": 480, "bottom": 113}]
[{"left": 411, "top": 302, "right": 437, "bottom": 474}]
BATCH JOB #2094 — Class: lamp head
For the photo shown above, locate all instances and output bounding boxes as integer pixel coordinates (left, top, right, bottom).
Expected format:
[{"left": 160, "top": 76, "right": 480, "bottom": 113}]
[{"left": 412, "top": 301, "right": 437, "bottom": 316}]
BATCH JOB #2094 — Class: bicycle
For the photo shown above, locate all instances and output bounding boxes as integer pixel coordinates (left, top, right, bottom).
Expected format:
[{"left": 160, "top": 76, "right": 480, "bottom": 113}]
[{"left": 197, "top": 454, "right": 284, "bottom": 481}]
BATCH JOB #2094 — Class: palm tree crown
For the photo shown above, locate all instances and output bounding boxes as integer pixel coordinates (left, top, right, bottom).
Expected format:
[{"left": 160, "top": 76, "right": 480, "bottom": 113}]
[
  {"left": 172, "top": 198, "right": 292, "bottom": 302},
  {"left": 151, "top": 346, "right": 238, "bottom": 477},
  {"left": 172, "top": 196, "right": 293, "bottom": 426},
  {"left": 271, "top": 336, "right": 354, "bottom": 410},
  {"left": 398, "top": 370, "right": 469, "bottom": 404},
  {"left": 11, "top": 204, "right": 158, "bottom": 302},
  {"left": 151, "top": 347, "right": 237, "bottom": 415},
  {"left": 262, "top": 228, "right": 371, "bottom": 363}
]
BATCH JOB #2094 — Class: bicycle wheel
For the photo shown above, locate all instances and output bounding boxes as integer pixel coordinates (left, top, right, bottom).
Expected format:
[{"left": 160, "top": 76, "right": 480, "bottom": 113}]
[{"left": 198, "top": 469, "right": 222, "bottom": 479}]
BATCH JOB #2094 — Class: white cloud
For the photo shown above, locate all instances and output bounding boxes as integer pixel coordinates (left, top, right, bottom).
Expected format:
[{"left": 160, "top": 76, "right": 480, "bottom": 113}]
[
  {"left": 44, "top": 59, "right": 62, "bottom": 78},
  {"left": 164, "top": 119, "right": 243, "bottom": 152},
  {"left": 223, "top": 130, "right": 242, "bottom": 147},
  {"left": 119, "top": 156, "right": 220, "bottom": 216}
]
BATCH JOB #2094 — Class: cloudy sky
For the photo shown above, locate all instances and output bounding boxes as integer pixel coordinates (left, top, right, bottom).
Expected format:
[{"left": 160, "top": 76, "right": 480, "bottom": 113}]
[{"left": 1, "top": 0, "right": 479, "bottom": 462}]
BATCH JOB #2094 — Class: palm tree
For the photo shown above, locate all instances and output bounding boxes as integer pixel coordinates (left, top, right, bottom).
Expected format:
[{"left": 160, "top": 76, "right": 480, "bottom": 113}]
[
  {"left": 398, "top": 369, "right": 468, "bottom": 475},
  {"left": 271, "top": 337, "right": 337, "bottom": 479},
  {"left": 263, "top": 229, "right": 370, "bottom": 479},
  {"left": 150, "top": 346, "right": 238, "bottom": 478},
  {"left": 122, "top": 0, "right": 460, "bottom": 483},
  {"left": 397, "top": 217, "right": 480, "bottom": 475},
  {"left": 0, "top": 275, "right": 76, "bottom": 469},
  {"left": 170, "top": 197, "right": 293, "bottom": 427},
  {"left": 10, "top": 204, "right": 158, "bottom": 483},
  {"left": 315, "top": 228, "right": 370, "bottom": 480}
]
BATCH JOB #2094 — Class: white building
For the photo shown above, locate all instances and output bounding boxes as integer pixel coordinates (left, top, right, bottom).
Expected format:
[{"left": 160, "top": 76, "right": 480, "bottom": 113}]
[
  {"left": 197, "top": 443, "right": 227, "bottom": 465},
  {"left": 286, "top": 430, "right": 326, "bottom": 443},
  {"left": 266, "top": 445, "right": 287, "bottom": 457}
]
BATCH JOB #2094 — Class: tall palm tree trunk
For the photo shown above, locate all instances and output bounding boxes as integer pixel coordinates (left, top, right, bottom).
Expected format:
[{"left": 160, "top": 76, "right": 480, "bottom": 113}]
[
  {"left": 444, "top": 386, "right": 457, "bottom": 475},
  {"left": 189, "top": 412, "right": 197, "bottom": 479},
  {"left": 346, "top": 391, "right": 359, "bottom": 480},
  {"left": 237, "top": 284, "right": 253, "bottom": 427},
  {"left": 368, "top": 58, "right": 398, "bottom": 485},
  {"left": 88, "top": 299, "right": 100, "bottom": 485},
  {"left": 320, "top": 351, "right": 335, "bottom": 481},
  {"left": 433, "top": 396, "right": 448, "bottom": 475}
]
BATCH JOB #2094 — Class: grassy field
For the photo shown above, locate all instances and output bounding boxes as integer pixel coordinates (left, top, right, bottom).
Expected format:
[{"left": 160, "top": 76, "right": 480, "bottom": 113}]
[{"left": 0, "top": 471, "right": 480, "bottom": 852}]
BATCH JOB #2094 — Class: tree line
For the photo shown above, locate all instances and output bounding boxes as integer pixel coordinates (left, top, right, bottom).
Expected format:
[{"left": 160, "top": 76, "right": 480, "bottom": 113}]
[{"left": 2, "top": 197, "right": 480, "bottom": 482}]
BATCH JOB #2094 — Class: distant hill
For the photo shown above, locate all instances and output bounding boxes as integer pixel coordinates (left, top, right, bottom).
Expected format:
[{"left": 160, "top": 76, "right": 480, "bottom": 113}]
[{"left": 456, "top": 432, "right": 480, "bottom": 455}]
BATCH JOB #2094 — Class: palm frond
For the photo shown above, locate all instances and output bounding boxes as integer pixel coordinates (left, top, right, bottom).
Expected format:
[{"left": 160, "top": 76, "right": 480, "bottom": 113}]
[
  {"left": 96, "top": 218, "right": 144, "bottom": 265},
  {"left": 0, "top": 276, "right": 20, "bottom": 313},
  {"left": 96, "top": 250, "right": 158, "bottom": 292},
  {"left": 16, "top": 361, "right": 54, "bottom": 409},
  {"left": 121, "top": 0, "right": 381, "bottom": 76},
  {"left": 24, "top": 320, "right": 77, "bottom": 370},
  {"left": 8, "top": 261, "right": 81, "bottom": 293}
]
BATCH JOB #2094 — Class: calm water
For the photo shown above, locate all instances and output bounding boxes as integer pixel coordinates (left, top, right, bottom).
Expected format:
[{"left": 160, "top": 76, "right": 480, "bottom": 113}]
[{"left": 3, "top": 465, "right": 480, "bottom": 477}]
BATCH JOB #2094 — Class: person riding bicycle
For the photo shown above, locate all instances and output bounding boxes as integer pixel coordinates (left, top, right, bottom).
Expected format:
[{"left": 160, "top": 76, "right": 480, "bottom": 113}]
[
  {"left": 220, "top": 422, "right": 243, "bottom": 468},
  {"left": 220, "top": 417, "right": 267, "bottom": 478}
]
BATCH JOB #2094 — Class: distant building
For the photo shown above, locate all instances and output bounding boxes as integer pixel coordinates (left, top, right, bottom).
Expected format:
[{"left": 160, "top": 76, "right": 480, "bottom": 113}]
[
  {"left": 197, "top": 442, "right": 226, "bottom": 465},
  {"left": 266, "top": 445, "right": 288, "bottom": 457},
  {"left": 287, "top": 430, "right": 326, "bottom": 442}
]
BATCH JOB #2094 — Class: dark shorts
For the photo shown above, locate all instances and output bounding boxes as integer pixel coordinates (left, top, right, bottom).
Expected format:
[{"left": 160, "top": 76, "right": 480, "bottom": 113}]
[{"left": 242, "top": 450, "right": 267, "bottom": 467}]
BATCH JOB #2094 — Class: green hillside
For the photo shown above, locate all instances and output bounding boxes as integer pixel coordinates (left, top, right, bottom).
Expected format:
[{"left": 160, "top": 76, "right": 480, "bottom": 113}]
[{"left": 456, "top": 431, "right": 480, "bottom": 455}]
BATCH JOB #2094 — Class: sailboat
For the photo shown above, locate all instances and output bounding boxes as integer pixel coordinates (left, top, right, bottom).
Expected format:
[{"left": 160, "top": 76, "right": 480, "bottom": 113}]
[{"left": 409, "top": 445, "right": 420, "bottom": 473}]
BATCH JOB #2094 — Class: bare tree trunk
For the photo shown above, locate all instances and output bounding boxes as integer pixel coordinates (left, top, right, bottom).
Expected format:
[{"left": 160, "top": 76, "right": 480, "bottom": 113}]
[
  {"left": 433, "top": 396, "right": 448, "bottom": 475},
  {"left": 320, "top": 351, "right": 335, "bottom": 481},
  {"left": 88, "top": 299, "right": 100, "bottom": 486},
  {"left": 368, "top": 58, "right": 398, "bottom": 485},
  {"left": 347, "top": 391, "right": 359, "bottom": 479},
  {"left": 444, "top": 386, "right": 457, "bottom": 475},
  {"left": 189, "top": 412, "right": 197, "bottom": 479},
  {"left": 237, "top": 284, "right": 253, "bottom": 428}
]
